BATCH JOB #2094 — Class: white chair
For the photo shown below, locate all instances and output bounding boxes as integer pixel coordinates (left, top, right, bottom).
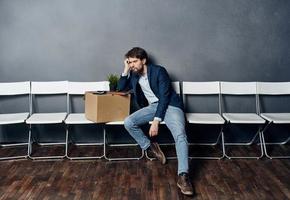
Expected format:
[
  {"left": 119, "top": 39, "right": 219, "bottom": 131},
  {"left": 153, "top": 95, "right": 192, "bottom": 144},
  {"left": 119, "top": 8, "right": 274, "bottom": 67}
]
[
  {"left": 104, "top": 120, "right": 145, "bottom": 161},
  {"left": 258, "top": 82, "right": 290, "bottom": 159},
  {"left": 0, "top": 82, "right": 30, "bottom": 160},
  {"left": 182, "top": 81, "right": 225, "bottom": 159},
  {"left": 220, "top": 82, "right": 265, "bottom": 159},
  {"left": 26, "top": 81, "right": 68, "bottom": 159},
  {"left": 65, "top": 81, "right": 109, "bottom": 160},
  {"left": 145, "top": 81, "right": 183, "bottom": 160}
]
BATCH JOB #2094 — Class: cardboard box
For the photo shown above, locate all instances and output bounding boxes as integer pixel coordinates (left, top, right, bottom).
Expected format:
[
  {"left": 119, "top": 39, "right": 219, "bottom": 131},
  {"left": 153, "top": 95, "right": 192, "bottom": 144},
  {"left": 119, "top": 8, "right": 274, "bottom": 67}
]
[{"left": 85, "top": 92, "right": 131, "bottom": 123}]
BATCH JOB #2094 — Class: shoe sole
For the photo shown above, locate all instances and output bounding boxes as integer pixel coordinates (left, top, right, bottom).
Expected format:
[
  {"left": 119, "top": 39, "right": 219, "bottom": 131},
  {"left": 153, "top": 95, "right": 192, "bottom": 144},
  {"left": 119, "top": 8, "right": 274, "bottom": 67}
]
[
  {"left": 154, "top": 143, "right": 166, "bottom": 164},
  {"left": 177, "top": 183, "right": 193, "bottom": 196}
]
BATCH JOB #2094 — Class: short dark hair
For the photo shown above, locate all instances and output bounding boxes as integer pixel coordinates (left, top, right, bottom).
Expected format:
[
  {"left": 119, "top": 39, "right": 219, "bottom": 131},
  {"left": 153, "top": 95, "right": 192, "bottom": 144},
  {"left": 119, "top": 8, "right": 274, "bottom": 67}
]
[{"left": 125, "top": 47, "right": 148, "bottom": 63}]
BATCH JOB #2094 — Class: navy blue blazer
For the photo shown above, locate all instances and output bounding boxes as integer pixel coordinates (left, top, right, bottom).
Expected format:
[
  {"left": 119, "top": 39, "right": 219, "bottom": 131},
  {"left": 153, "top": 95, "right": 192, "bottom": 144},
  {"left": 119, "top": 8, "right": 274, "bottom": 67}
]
[{"left": 117, "top": 64, "right": 183, "bottom": 120}]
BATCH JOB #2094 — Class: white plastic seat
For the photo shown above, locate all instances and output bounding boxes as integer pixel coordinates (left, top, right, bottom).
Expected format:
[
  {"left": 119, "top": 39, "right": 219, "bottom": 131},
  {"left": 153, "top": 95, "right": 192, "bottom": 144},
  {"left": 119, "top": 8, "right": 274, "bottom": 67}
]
[
  {"left": 0, "top": 81, "right": 30, "bottom": 160},
  {"left": 258, "top": 82, "right": 290, "bottom": 159},
  {"left": 105, "top": 121, "right": 125, "bottom": 125},
  {"left": 260, "top": 113, "right": 290, "bottom": 124},
  {"left": 0, "top": 113, "right": 29, "bottom": 125},
  {"left": 65, "top": 81, "right": 109, "bottom": 160},
  {"left": 186, "top": 113, "right": 224, "bottom": 124},
  {"left": 223, "top": 113, "right": 265, "bottom": 124},
  {"left": 221, "top": 82, "right": 265, "bottom": 159},
  {"left": 26, "top": 81, "right": 68, "bottom": 160},
  {"left": 65, "top": 113, "right": 94, "bottom": 124},
  {"left": 26, "top": 113, "right": 67, "bottom": 124},
  {"left": 182, "top": 81, "right": 225, "bottom": 159},
  {"left": 148, "top": 121, "right": 166, "bottom": 124}
]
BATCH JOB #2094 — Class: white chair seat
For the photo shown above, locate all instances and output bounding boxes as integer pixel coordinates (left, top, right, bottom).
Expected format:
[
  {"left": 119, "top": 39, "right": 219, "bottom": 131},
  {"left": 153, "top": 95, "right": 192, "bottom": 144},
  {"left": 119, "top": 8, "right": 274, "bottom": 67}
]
[
  {"left": 223, "top": 113, "right": 265, "bottom": 124},
  {"left": 106, "top": 121, "right": 124, "bottom": 125},
  {"left": 26, "top": 113, "right": 67, "bottom": 124},
  {"left": 260, "top": 113, "right": 290, "bottom": 124},
  {"left": 186, "top": 113, "right": 225, "bottom": 124},
  {"left": 0, "top": 112, "right": 29, "bottom": 125},
  {"left": 65, "top": 113, "right": 94, "bottom": 124}
]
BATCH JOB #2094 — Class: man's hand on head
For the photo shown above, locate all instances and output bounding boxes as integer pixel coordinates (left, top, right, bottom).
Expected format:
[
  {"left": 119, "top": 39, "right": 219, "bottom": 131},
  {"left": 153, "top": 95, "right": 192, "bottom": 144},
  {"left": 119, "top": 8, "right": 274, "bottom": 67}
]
[{"left": 123, "top": 58, "right": 131, "bottom": 75}]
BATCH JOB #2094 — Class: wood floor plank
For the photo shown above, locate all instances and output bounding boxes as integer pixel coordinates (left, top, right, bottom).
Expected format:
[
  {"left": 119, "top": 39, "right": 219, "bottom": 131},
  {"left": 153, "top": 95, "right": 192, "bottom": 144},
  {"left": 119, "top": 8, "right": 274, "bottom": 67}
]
[{"left": 0, "top": 147, "right": 289, "bottom": 199}]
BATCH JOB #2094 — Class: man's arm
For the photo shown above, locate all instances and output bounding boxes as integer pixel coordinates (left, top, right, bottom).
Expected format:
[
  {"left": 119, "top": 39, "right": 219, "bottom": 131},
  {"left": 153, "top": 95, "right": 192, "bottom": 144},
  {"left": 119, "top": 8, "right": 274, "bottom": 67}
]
[
  {"left": 117, "top": 59, "right": 132, "bottom": 91},
  {"left": 154, "top": 67, "right": 171, "bottom": 120},
  {"left": 149, "top": 67, "right": 171, "bottom": 137}
]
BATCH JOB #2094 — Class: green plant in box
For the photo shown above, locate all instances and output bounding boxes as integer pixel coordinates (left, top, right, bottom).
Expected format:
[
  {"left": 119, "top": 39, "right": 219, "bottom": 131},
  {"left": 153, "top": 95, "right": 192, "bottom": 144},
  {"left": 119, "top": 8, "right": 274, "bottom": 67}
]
[{"left": 107, "top": 74, "right": 119, "bottom": 91}]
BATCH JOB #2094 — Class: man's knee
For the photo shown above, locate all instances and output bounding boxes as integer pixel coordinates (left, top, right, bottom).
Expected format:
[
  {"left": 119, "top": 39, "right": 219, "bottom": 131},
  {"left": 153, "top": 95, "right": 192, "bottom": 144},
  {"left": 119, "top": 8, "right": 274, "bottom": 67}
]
[{"left": 124, "top": 116, "right": 134, "bottom": 130}]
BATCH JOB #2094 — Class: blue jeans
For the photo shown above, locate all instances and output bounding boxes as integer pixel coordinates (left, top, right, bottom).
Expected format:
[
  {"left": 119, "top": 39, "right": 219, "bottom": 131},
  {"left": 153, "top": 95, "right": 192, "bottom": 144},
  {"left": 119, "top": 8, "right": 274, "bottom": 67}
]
[{"left": 124, "top": 103, "right": 189, "bottom": 175}]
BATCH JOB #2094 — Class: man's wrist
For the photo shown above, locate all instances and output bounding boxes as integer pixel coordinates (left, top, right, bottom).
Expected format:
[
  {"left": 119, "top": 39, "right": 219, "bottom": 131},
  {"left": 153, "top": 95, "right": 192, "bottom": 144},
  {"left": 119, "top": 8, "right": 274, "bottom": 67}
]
[{"left": 153, "top": 117, "right": 162, "bottom": 122}]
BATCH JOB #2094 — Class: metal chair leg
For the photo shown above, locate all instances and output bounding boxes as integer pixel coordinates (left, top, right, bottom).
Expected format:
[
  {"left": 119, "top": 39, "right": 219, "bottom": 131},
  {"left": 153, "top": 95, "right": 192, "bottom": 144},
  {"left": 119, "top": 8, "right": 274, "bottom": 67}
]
[
  {"left": 189, "top": 126, "right": 225, "bottom": 160},
  {"left": 0, "top": 123, "right": 29, "bottom": 161},
  {"left": 103, "top": 126, "right": 144, "bottom": 161},
  {"left": 65, "top": 125, "right": 104, "bottom": 160},
  {"left": 262, "top": 131, "right": 290, "bottom": 159},
  {"left": 28, "top": 124, "right": 66, "bottom": 160},
  {"left": 223, "top": 126, "right": 264, "bottom": 159}
]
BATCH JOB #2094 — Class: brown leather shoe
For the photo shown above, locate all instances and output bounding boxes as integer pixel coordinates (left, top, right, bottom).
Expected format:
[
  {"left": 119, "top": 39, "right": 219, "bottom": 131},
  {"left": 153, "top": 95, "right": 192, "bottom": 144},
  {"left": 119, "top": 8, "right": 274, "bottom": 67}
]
[
  {"left": 177, "top": 173, "right": 194, "bottom": 196},
  {"left": 148, "top": 142, "right": 166, "bottom": 164}
]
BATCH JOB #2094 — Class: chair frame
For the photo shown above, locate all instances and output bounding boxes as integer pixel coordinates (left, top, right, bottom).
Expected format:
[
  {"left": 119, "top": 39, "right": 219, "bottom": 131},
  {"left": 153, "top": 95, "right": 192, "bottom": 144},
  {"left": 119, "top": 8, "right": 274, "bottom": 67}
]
[
  {"left": 182, "top": 81, "right": 225, "bottom": 160},
  {"left": 103, "top": 121, "right": 145, "bottom": 161},
  {"left": 0, "top": 81, "right": 31, "bottom": 160},
  {"left": 258, "top": 82, "right": 290, "bottom": 159},
  {"left": 8, "top": 80, "right": 290, "bottom": 161},
  {"left": 220, "top": 81, "right": 265, "bottom": 159},
  {"left": 27, "top": 81, "right": 68, "bottom": 160},
  {"left": 65, "top": 81, "right": 109, "bottom": 160}
]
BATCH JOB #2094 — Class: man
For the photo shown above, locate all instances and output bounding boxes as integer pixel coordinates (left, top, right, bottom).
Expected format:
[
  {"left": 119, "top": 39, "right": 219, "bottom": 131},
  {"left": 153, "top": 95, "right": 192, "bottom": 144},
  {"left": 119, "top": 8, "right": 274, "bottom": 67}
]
[{"left": 117, "top": 47, "right": 193, "bottom": 196}]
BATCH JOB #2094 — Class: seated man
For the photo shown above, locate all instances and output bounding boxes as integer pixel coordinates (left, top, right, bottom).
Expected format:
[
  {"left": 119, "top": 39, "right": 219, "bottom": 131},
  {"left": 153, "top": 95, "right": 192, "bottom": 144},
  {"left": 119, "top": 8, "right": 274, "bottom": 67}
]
[{"left": 117, "top": 47, "right": 193, "bottom": 196}]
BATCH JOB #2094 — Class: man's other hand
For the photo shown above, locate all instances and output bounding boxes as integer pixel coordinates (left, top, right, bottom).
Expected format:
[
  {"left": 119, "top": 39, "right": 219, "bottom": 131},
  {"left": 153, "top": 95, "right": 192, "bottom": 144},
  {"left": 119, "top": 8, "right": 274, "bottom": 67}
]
[{"left": 149, "top": 120, "right": 160, "bottom": 137}]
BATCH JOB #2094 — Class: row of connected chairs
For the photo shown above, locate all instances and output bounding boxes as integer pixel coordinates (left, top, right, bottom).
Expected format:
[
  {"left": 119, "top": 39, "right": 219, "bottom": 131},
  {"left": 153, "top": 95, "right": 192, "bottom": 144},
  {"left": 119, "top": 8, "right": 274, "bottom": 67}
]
[
  {"left": 0, "top": 81, "right": 290, "bottom": 161},
  {"left": 0, "top": 81, "right": 107, "bottom": 160},
  {"left": 183, "top": 81, "right": 290, "bottom": 159},
  {"left": 181, "top": 82, "right": 261, "bottom": 160},
  {"left": 145, "top": 81, "right": 289, "bottom": 160}
]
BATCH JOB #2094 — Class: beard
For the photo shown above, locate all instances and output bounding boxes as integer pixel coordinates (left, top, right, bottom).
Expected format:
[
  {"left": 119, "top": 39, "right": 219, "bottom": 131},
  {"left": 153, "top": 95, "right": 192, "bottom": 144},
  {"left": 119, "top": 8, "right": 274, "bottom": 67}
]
[{"left": 132, "top": 65, "right": 144, "bottom": 75}]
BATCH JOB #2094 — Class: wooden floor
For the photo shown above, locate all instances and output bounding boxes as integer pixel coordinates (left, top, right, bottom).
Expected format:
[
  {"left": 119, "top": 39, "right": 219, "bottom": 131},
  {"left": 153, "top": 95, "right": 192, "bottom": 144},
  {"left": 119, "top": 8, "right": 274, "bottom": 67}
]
[{"left": 0, "top": 146, "right": 290, "bottom": 200}]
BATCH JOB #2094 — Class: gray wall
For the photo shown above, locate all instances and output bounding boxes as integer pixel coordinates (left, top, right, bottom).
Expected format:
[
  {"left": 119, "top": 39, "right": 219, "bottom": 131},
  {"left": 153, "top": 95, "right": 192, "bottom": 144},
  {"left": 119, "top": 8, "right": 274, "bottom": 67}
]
[
  {"left": 1, "top": 0, "right": 290, "bottom": 143},
  {"left": 1, "top": 0, "right": 290, "bottom": 82}
]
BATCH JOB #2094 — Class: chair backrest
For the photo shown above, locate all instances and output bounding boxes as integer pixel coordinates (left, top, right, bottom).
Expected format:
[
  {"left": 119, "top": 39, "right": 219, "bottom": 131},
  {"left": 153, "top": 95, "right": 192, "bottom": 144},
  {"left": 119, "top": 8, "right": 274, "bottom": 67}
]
[
  {"left": 30, "top": 81, "right": 68, "bottom": 114},
  {"left": 172, "top": 81, "right": 180, "bottom": 94},
  {"left": 220, "top": 82, "right": 257, "bottom": 95},
  {"left": 31, "top": 81, "right": 68, "bottom": 94},
  {"left": 257, "top": 82, "right": 290, "bottom": 95},
  {"left": 68, "top": 81, "right": 110, "bottom": 95},
  {"left": 257, "top": 82, "right": 290, "bottom": 113},
  {"left": 0, "top": 81, "right": 30, "bottom": 95},
  {"left": 182, "top": 81, "right": 221, "bottom": 113},
  {"left": 183, "top": 81, "right": 220, "bottom": 95},
  {"left": 220, "top": 82, "right": 258, "bottom": 113},
  {"left": 0, "top": 82, "right": 31, "bottom": 113}
]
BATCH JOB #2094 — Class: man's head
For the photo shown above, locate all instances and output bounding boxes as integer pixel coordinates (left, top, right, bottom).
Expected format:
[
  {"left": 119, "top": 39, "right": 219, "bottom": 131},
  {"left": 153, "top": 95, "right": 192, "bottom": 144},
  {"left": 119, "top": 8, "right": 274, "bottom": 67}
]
[{"left": 125, "top": 47, "right": 148, "bottom": 74}]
